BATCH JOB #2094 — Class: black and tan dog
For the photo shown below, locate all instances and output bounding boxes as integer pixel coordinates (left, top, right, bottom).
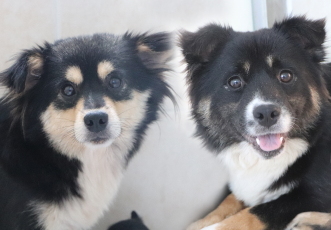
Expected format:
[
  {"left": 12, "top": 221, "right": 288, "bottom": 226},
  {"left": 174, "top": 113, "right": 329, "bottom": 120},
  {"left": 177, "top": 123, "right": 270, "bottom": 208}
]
[
  {"left": 0, "top": 32, "right": 174, "bottom": 229},
  {"left": 180, "top": 17, "right": 331, "bottom": 230}
]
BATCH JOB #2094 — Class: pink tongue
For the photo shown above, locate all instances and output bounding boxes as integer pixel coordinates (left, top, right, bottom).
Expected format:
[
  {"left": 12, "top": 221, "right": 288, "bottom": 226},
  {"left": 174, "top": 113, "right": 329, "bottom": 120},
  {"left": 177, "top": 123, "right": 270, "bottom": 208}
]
[{"left": 257, "top": 134, "right": 282, "bottom": 151}]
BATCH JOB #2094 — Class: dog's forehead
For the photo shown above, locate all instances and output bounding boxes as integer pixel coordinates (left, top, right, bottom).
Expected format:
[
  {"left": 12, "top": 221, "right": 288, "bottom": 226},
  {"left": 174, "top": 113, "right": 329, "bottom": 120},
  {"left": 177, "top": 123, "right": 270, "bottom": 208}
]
[
  {"left": 53, "top": 34, "right": 118, "bottom": 54},
  {"left": 217, "top": 32, "right": 303, "bottom": 77},
  {"left": 63, "top": 60, "right": 115, "bottom": 84},
  {"left": 97, "top": 61, "right": 115, "bottom": 80},
  {"left": 65, "top": 66, "right": 84, "bottom": 84},
  {"left": 50, "top": 35, "right": 131, "bottom": 67},
  {"left": 225, "top": 31, "right": 284, "bottom": 60},
  {"left": 48, "top": 36, "right": 134, "bottom": 84}
]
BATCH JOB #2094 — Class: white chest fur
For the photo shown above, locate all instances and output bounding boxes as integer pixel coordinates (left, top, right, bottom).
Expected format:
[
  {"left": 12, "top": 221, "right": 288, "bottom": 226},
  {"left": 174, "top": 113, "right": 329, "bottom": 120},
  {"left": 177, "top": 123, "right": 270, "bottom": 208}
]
[
  {"left": 218, "top": 139, "right": 308, "bottom": 206},
  {"left": 34, "top": 147, "right": 125, "bottom": 230}
]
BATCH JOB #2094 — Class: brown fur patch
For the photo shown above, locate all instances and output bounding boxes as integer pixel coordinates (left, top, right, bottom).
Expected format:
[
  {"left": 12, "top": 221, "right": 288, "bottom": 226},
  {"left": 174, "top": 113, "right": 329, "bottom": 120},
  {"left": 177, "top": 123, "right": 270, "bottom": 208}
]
[
  {"left": 41, "top": 97, "right": 121, "bottom": 158},
  {"left": 187, "top": 194, "right": 245, "bottom": 230},
  {"left": 97, "top": 61, "right": 114, "bottom": 80},
  {"left": 243, "top": 62, "right": 250, "bottom": 74},
  {"left": 197, "top": 97, "right": 212, "bottom": 127},
  {"left": 41, "top": 99, "right": 85, "bottom": 158},
  {"left": 25, "top": 54, "right": 43, "bottom": 91},
  {"left": 266, "top": 55, "right": 273, "bottom": 67},
  {"left": 65, "top": 66, "right": 83, "bottom": 85},
  {"left": 293, "top": 86, "right": 322, "bottom": 131},
  {"left": 309, "top": 86, "right": 321, "bottom": 115},
  {"left": 286, "top": 212, "right": 331, "bottom": 230},
  {"left": 41, "top": 90, "right": 151, "bottom": 159},
  {"left": 137, "top": 44, "right": 151, "bottom": 53},
  {"left": 113, "top": 90, "right": 151, "bottom": 129},
  {"left": 211, "top": 208, "right": 266, "bottom": 230},
  {"left": 137, "top": 43, "right": 172, "bottom": 69},
  {"left": 103, "top": 90, "right": 151, "bottom": 156}
]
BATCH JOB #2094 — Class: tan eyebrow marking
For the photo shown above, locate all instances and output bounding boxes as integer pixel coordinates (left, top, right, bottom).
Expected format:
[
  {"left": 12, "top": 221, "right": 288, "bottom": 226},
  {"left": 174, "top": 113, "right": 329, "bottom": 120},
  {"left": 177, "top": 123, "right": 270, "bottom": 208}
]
[
  {"left": 97, "top": 61, "right": 114, "bottom": 80},
  {"left": 243, "top": 61, "right": 250, "bottom": 74},
  {"left": 65, "top": 66, "right": 83, "bottom": 85},
  {"left": 266, "top": 55, "right": 273, "bottom": 67}
]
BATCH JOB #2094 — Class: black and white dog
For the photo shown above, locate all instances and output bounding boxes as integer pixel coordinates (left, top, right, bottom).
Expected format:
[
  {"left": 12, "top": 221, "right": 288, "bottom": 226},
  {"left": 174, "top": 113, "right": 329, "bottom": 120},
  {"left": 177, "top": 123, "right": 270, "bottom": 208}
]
[
  {"left": 0, "top": 32, "right": 174, "bottom": 229},
  {"left": 180, "top": 17, "right": 331, "bottom": 230}
]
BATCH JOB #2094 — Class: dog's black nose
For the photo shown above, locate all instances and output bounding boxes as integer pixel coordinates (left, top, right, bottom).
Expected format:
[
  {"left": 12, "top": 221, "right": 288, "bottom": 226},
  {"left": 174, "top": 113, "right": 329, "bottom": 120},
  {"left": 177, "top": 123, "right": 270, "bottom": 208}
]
[
  {"left": 84, "top": 112, "right": 108, "bottom": 132},
  {"left": 253, "top": 105, "right": 281, "bottom": 128}
]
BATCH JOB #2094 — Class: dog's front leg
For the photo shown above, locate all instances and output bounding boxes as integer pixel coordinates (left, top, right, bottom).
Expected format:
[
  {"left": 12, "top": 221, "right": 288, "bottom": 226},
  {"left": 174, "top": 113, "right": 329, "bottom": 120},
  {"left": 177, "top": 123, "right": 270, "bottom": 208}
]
[
  {"left": 285, "top": 212, "right": 331, "bottom": 230},
  {"left": 200, "top": 208, "right": 266, "bottom": 230},
  {"left": 199, "top": 188, "right": 331, "bottom": 230},
  {"left": 187, "top": 193, "right": 245, "bottom": 230},
  {"left": 199, "top": 211, "right": 331, "bottom": 230}
]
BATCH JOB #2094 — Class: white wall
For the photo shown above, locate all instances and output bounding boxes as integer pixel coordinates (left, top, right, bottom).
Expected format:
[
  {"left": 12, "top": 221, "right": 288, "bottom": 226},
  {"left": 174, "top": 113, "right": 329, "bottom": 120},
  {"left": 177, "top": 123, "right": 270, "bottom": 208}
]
[
  {"left": 0, "top": 1, "right": 253, "bottom": 230},
  {"left": 288, "top": 0, "right": 331, "bottom": 61}
]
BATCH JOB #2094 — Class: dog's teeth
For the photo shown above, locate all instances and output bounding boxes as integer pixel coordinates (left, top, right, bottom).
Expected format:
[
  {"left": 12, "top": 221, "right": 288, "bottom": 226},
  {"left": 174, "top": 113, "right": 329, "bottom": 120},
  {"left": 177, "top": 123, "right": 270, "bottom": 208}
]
[
  {"left": 256, "top": 138, "right": 260, "bottom": 145},
  {"left": 280, "top": 136, "right": 284, "bottom": 142}
]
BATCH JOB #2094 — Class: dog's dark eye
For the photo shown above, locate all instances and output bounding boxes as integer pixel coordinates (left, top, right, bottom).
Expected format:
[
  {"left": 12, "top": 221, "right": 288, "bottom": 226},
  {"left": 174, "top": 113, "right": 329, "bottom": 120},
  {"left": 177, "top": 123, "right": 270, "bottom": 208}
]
[
  {"left": 227, "top": 76, "right": 243, "bottom": 89},
  {"left": 109, "top": 77, "right": 121, "bottom": 88},
  {"left": 61, "top": 84, "right": 76, "bottom": 96},
  {"left": 279, "top": 71, "right": 293, "bottom": 83}
]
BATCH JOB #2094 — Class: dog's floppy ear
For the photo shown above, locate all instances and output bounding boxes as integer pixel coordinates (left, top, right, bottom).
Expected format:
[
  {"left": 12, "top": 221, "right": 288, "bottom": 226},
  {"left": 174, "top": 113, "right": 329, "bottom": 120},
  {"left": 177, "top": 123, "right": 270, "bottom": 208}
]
[
  {"left": 131, "top": 211, "right": 141, "bottom": 221},
  {"left": 273, "top": 16, "right": 326, "bottom": 62},
  {"left": 137, "top": 32, "right": 173, "bottom": 70},
  {"left": 0, "top": 47, "right": 44, "bottom": 94},
  {"left": 179, "top": 24, "right": 233, "bottom": 68}
]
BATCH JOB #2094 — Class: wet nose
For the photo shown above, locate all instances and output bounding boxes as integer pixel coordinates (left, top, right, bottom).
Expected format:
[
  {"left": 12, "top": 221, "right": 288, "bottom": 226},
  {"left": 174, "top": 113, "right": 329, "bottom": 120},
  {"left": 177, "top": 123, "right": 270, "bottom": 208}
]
[
  {"left": 84, "top": 112, "right": 108, "bottom": 132},
  {"left": 253, "top": 104, "right": 281, "bottom": 128}
]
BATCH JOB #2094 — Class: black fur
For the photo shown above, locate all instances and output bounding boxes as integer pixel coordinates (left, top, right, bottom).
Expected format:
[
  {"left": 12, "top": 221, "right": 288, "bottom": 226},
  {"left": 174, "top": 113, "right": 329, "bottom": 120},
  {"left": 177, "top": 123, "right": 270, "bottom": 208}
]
[
  {"left": 0, "top": 32, "right": 174, "bottom": 229},
  {"left": 108, "top": 211, "right": 150, "bottom": 230},
  {"left": 312, "top": 224, "right": 331, "bottom": 230},
  {"left": 180, "top": 16, "right": 331, "bottom": 229}
]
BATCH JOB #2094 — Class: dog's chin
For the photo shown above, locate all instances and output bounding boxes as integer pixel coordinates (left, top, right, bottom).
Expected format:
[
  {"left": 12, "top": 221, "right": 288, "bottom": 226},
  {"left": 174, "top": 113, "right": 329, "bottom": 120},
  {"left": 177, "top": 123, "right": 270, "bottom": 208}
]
[
  {"left": 84, "top": 137, "right": 114, "bottom": 148},
  {"left": 255, "top": 146, "right": 283, "bottom": 159},
  {"left": 245, "top": 133, "right": 287, "bottom": 159}
]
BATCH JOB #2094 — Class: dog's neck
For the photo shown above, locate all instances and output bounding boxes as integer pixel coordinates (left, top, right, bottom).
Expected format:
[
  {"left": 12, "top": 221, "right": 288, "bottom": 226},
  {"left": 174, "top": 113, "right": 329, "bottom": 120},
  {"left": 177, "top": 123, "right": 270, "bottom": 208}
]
[
  {"left": 33, "top": 145, "right": 126, "bottom": 230},
  {"left": 218, "top": 138, "right": 308, "bottom": 206}
]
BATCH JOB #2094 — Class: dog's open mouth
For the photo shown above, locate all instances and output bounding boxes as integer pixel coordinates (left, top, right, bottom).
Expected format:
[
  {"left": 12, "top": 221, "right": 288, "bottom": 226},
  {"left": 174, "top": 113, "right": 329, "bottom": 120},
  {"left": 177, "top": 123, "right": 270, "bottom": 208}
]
[
  {"left": 256, "top": 133, "right": 285, "bottom": 152},
  {"left": 90, "top": 137, "right": 109, "bottom": 144},
  {"left": 246, "top": 133, "right": 286, "bottom": 158}
]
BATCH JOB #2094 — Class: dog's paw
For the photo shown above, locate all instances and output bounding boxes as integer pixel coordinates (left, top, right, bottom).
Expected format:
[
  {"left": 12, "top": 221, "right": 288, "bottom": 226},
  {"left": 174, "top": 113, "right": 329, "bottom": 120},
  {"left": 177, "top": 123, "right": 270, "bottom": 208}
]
[
  {"left": 187, "top": 212, "right": 233, "bottom": 230},
  {"left": 187, "top": 219, "right": 220, "bottom": 230},
  {"left": 186, "top": 220, "right": 207, "bottom": 230},
  {"left": 201, "top": 223, "right": 221, "bottom": 230},
  {"left": 285, "top": 212, "right": 331, "bottom": 230}
]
